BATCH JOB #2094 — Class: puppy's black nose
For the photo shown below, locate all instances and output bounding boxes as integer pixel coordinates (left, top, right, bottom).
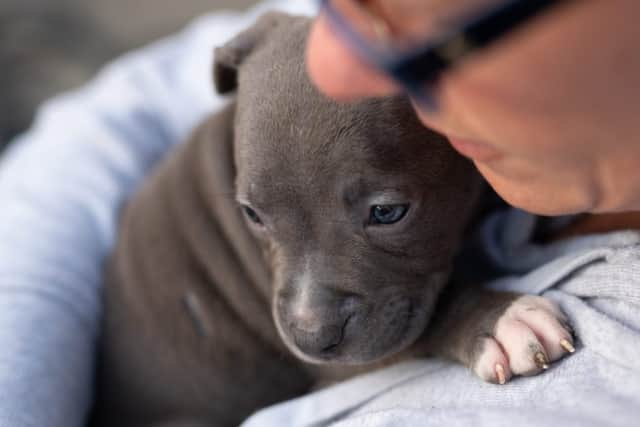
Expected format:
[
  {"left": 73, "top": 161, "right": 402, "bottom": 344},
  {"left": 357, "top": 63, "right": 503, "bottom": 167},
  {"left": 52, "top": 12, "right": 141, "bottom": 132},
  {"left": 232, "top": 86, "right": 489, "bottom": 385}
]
[
  {"left": 290, "top": 321, "right": 346, "bottom": 357},
  {"left": 286, "top": 293, "right": 361, "bottom": 358}
]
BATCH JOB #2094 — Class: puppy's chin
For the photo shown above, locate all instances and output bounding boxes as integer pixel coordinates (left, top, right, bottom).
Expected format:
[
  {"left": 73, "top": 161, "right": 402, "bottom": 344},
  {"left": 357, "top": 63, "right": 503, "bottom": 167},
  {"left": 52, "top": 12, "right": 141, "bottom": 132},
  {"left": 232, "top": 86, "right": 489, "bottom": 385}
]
[{"left": 273, "top": 293, "right": 434, "bottom": 366}]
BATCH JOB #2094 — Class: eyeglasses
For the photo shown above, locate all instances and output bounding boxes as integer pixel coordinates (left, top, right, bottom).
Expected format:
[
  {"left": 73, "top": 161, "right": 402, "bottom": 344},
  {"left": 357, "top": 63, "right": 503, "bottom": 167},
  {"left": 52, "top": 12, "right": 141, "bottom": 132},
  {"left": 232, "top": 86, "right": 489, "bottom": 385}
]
[{"left": 320, "top": 0, "right": 568, "bottom": 109}]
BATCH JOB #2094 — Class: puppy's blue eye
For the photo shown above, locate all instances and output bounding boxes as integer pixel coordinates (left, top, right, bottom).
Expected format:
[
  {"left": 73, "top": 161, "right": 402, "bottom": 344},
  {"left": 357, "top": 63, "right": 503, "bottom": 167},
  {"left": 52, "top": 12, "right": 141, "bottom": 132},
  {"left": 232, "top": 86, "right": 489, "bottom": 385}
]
[
  {"left": 369, "top": 204, "right": 409, "bottom": 225},
  {"left": 242, "top": 205, "right": 262, "bottom": 225}
]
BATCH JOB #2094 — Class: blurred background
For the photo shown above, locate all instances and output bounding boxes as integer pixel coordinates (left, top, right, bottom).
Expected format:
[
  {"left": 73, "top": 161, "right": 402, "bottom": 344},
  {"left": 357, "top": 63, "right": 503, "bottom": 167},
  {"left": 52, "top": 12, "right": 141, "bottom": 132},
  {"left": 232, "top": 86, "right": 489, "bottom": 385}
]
[{"left": 0, "top": 0, "right": 258, "bottom": 151}]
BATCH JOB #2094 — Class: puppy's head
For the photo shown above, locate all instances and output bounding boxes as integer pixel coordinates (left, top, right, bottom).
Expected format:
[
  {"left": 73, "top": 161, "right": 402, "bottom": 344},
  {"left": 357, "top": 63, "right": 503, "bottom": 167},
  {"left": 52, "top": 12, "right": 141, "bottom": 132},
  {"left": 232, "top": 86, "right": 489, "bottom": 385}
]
[{"left": 214, "top": 13, "right": 483, "bottom": 365}]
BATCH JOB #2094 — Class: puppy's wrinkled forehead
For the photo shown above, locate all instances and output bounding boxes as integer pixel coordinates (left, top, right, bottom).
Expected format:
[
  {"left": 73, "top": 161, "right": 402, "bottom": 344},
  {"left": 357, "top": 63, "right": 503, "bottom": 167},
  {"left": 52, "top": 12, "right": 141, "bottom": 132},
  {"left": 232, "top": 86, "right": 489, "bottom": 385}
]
[
  {"left": 220, "top": 14, "right": 454, "bottom": 208},
  {"left": 232, "top": 22, "right": 348, "bottom": 168}
]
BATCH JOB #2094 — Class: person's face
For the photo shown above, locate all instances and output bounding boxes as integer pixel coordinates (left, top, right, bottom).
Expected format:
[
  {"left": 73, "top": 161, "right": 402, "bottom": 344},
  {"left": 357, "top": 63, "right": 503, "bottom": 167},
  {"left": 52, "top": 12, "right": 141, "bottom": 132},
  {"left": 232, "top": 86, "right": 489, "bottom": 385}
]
[{"left": 307, "top": 1, "right": 640, "bottom": 215}]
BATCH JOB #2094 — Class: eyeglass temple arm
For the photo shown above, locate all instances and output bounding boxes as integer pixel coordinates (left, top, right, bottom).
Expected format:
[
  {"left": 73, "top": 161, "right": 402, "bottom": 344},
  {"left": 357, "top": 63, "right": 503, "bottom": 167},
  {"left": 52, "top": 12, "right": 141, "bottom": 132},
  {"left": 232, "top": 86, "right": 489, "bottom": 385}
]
[{"left": 387, "top": 0, "right": 565, "bottom": 89}]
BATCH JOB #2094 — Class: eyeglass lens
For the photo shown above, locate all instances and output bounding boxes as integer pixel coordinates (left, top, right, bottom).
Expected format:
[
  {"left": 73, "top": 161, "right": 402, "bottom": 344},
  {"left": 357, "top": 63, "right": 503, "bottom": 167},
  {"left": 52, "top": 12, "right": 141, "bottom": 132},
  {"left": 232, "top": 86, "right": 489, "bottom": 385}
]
[{"left": 328, "top": 0, "right": 509, "bottom": 54}]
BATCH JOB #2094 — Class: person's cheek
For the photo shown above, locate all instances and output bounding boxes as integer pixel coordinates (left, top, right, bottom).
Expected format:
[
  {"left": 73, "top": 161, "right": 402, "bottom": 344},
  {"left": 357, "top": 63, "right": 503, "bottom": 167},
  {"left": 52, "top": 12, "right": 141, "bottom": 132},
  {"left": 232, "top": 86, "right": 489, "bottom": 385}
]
[
  {"left": 306, "top": 13, "right": 399, "bottom": 100},
  {"left": 411, "top": 97, "right": 446, "bottom": 131},
  {"left": 409, "top": 77, "right": 483, "bottom": 144}
]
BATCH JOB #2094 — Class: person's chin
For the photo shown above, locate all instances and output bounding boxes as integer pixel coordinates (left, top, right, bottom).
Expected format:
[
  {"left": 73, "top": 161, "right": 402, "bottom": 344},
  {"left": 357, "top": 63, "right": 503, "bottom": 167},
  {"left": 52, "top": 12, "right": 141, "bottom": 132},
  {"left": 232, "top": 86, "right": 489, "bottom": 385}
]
[{"left": 478, "top": 163, "right": 596, "bottom": 216}]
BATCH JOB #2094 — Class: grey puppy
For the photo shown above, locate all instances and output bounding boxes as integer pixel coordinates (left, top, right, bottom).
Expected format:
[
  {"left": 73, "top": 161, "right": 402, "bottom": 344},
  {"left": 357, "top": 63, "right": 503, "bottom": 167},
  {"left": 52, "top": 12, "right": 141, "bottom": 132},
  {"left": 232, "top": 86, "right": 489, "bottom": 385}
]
[{"left": 91, "top": 13, "right": 574, "bottom": 427}]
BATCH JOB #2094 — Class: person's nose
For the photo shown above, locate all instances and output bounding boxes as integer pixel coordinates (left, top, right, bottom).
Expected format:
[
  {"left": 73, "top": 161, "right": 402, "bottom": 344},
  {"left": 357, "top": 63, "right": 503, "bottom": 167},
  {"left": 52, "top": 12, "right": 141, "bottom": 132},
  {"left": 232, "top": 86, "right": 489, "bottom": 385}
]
[{"left": 306, "top": 12, "right": 399, "bottom": 100}]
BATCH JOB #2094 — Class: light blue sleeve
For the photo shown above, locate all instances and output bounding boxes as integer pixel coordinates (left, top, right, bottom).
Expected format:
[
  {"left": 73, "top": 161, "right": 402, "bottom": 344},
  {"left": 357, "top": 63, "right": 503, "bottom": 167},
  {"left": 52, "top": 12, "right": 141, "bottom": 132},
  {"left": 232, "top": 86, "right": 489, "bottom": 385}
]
[
  {"left": 0, "top": 2, "right": 315, "bottom": 425},
  {"left": 0, "top": 25, "right": 213, "bottom": 427}
]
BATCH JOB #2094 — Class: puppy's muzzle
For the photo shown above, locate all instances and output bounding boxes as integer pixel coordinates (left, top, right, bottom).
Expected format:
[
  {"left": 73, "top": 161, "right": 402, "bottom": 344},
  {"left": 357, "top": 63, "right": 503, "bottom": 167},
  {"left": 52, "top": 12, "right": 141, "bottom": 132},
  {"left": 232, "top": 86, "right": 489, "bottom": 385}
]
[
  {"left": 290, "top": 318, "right": 350, "bottom": 356},
  {"left": 282, "top": 288, "right": 362, "bottom": 359}
]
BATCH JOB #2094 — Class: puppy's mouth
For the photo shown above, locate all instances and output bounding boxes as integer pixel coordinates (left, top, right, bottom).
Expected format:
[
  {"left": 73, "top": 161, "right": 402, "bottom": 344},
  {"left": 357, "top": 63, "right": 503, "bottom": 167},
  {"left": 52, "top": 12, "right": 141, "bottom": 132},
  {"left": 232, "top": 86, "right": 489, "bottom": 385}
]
[
  {"left": 335, "top": 299, "right": 418, "bottom": 362},
  {"left": 317, "top": 305, "right": 417, "bottom": 364},
  {"left": 276, "top": 296, "right": 424, "bottom": 366},
  {"left": 318, "top": 313, "right": 354, "bottom": 355}
]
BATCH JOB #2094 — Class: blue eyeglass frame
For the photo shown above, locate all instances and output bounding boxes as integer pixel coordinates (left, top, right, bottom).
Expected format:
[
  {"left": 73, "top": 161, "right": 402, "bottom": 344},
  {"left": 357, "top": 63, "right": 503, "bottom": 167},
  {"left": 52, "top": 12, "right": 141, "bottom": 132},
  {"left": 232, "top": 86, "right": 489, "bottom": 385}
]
[{"left": 319, "top": 0, "right": 567, "bottom": 109}]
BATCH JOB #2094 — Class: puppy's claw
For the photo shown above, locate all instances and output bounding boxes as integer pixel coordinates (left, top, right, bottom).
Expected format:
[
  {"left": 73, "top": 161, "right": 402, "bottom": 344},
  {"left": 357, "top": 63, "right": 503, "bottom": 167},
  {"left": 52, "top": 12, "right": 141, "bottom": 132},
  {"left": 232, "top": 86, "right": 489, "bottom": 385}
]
[
  {"left": 534, "top": 351, "right": 549, "bottom": 370},
  {"left": 495, "top": 363, "right": 506, "bottom": 385},
  {"left": 471, "top": 296, "right": 574, "bottom": 382},
  {"left": 560, "top": 338, "right": 575, "bottom": 354}
]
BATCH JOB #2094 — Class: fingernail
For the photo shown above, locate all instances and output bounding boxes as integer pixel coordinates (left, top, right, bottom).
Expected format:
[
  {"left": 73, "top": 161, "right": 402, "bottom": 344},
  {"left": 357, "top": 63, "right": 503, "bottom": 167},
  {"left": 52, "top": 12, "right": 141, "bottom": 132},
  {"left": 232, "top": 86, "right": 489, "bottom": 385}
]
[
  {"left": 560, "top": 338, "right": 575, "bottom": 353},
  {"left": 534, "top": 351, "right": 549, "bottom": 370},
  {"left": 495, "top": 363, "right": 506, "bottom": 385}
]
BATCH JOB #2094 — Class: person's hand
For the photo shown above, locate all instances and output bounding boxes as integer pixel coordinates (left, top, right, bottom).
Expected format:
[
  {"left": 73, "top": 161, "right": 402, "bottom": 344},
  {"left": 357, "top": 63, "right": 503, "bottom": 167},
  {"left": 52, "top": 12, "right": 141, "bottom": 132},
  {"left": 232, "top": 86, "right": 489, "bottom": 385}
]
[{"left": 306, "top": 1, "right": 640, "bottom": 215}]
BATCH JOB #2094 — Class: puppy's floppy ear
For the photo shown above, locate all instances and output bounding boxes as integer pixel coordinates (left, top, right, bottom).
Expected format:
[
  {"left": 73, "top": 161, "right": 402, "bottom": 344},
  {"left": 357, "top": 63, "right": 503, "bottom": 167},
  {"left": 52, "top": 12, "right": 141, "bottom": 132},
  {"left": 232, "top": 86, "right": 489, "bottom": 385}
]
[{"left": 213, "top": 11, "right": 290, "bottom": 94}]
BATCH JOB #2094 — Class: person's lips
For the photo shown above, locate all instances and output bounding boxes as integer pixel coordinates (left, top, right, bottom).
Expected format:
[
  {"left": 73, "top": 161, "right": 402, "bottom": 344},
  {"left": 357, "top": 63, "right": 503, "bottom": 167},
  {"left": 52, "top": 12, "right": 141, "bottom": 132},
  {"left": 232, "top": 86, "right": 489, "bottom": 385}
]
[{"left": 446, "top": 136, "right": 502, "bottom": 162}]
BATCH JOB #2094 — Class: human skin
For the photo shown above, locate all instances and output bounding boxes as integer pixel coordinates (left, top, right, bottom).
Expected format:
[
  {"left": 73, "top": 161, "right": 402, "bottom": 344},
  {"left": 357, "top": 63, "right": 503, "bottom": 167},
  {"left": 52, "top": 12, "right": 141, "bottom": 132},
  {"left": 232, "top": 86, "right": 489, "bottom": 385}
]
[{"left": 306, "top": 0, "right": 640, "bottom": 215}]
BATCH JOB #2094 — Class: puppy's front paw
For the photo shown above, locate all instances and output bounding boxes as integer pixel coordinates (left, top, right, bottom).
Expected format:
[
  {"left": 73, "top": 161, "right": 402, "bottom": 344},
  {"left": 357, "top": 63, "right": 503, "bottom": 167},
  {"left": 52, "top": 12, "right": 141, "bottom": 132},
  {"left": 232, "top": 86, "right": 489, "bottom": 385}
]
[{"left": 472, "top": 295, "right": 575, "bottom": 385}]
